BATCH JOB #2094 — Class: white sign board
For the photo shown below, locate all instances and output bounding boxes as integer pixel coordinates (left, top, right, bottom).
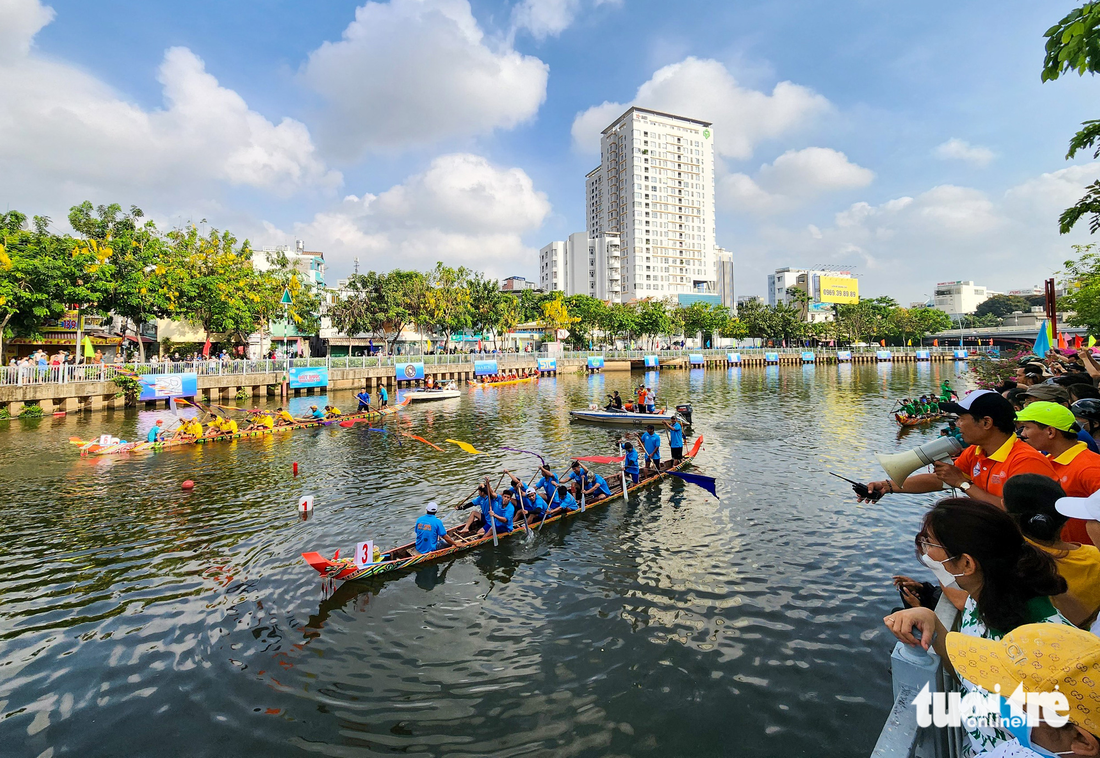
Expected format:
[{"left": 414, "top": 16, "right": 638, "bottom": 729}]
[{"left": 355, "top": 540, "right": 375, "bottom": 569}]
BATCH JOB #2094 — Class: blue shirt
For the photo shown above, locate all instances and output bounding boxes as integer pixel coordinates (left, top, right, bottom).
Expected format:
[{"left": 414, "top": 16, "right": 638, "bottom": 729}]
[
  {"left": 311, "top": 409, "right": 325, "bottom": 419},
  {"left": 414, "top": 514, "right": 448, "bottom": 553},
  {"left": 624, "top": 449, "right": 639, "bottom": 474},
  {"left": 1079, "top": 428, "right": 1099, "bottom": 454},
  {"left": 640, "top": 431, "right": 661, "bottom": 459},
  {"left": 534, "top": 474, "right": 559, "bottom": 501},
  {"left": 487, "top": 500, "right": 514, "bottom": 532},
  {"left": 587, "top": 473, "right": 611, "bottom": 497},
  {"left": 558, "top": 492, "right": 579, "bottom": 511},
  {"left": 356, "top": 392, "right": 371, "bottom": 405},
  {"left": 561, "top": 468, "right": 587, "bottom": 485},
  {"left": 471, "top": 494, "right": 498, "bottom": 520},
  {"left": 668, "top": 421, "right": 684, "bottom": 448},
  {"left": 520, "top": 491, "right": 549, "bottom": 514},
  {"left": 147, "top": 427, "right": 161, "bottom": 443},
  {"left": 379, "top": 386, "right": 388, "bottom": 401}
]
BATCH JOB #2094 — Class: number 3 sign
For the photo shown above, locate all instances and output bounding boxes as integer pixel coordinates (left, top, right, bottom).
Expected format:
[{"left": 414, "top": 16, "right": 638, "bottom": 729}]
[{"left": 354, "top": 540, "right": 375, "bottom": 569}]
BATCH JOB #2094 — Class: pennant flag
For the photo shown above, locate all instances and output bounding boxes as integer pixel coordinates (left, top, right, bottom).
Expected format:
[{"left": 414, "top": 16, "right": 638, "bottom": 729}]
[
  {"left": 202, "top": 339, "right": 211, "bottom": 358},
  {"left": 402, "top": 433, "right": 443, "bottom": 451},
  {"left": 1033, "top": 320, "right": 1051, "bottom": 358},
  {"left": 879, "top": 339, "right": 886, "bottom": 347},
  {"left": 1075, "top": 334, "right": 1083, "bottom": 349},
  {"left": 667, "top": 471, "right": 719, "bottom": 498},
  {"left": 573, "top": 455, "right": 626, "bottom": 464},
  {"left": 296, "top": 336, "right": 304, "bottom": 356},
  {"left": 445, "top": 439, "right": 486, "bottom": 455},
  {"left": 82, "top": 335, "right": 95, "bottom": 357},
  {"left": 1058, "top": 331, "right": 1068, "bottom": 350},
  {"left": 932, "top": 338, "right": 938, "bottom": 347},
  {"left": 1090, "top": 336, "right": 1097, "bottom": 348},
  {"left": 907, "top": 339, "right": 912, "bottom": 346}
]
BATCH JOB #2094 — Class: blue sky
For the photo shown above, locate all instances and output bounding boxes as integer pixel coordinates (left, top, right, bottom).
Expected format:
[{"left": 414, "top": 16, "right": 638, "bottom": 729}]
[{"left": 2, "top": 0, "right": 1097, "bottom": 302}]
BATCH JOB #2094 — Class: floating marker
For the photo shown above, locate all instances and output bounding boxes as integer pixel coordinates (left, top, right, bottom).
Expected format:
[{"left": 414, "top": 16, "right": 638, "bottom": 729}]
[
  {"left": 293, "top": 462, "right": 299, "bottom": 477},
  {"left": 182, "top": 480, "right": 195, "bottom": 491},
  {"left": 298, "top": 495, "right": 314, "bottom": 513}
]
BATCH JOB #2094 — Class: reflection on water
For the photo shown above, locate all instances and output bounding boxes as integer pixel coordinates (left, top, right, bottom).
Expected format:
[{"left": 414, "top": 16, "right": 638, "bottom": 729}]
[{"left": 0, "top": 363, "right": 967, "bottom": 755}]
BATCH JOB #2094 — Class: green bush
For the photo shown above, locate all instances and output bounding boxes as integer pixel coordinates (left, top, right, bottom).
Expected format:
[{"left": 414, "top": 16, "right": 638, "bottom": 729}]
[
  {"left": 112, "top": 375, "right": 141, "bottom": 407},
  {"left": 235, "top": 388, "right": 249, "bottom": 400},
  {"left": 19, "top": 404, "right": 43, "bottom": 418},
  {"left": 0, "top": 407, "right": 10, "bottom": 420}
]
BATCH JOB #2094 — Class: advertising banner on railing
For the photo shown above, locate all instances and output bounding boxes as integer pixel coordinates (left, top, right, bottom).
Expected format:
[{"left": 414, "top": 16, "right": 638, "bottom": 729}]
[
  {"left": 765, "top": 352, "right": 779, "bottom": 362},
  {"left": 587, "top": 356, "right": 605, "bottom": 369},
  {"left": 727, "top": 353, "right": 741, "bottom": 363},
  {"left": 876, "top": 350, "right": 892, "bottom": 361},
  {"left": 689, "top": 354, "right": 704, "bottom": 366},
  {"left": 837, "top": 350, "right": 852, "bottom": 361},
  {"left": 473, "top": 360, "right": 498, "bottom": 377},
  {"left": 537, "top": 358, "right": 557, "bottom": 372},
  {"left": 138, "top": 372, "right": 197, "bottom": 402},
  {"left": 396, "top": 362, "right": 425, "bottom": 381},
  {"left": 915, "top": 350, "right": 931, "bottom": 360},
  {"left": 644, "top": 355, "right": 660, "bottom": 368},
  {"left": 289, "top": 366, "right": 328, "bottom": 389},
  {"left": 954, "top": 349, "right": 969, "bottom": 360},
  {"left": 801, "top": 352, "right": 815, "bottom": 362}
]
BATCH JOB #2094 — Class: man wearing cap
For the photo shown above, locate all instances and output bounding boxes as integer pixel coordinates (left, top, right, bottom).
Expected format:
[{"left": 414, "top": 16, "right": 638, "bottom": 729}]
[
  {"left": 945, "top": 624, "right": 1100, "bottom": 756},
  {"left": 1018, "top": 401, "right": 1100, "bottom": 547},
  {"left": 1023, "top": 384, "right": 1100, "bottom": 453},
  {"left": 863, "top": 390, "right": 1054, "bottom": 508},
  {"left": 412, "top": 502, "right": 457, "bottom": 555}
]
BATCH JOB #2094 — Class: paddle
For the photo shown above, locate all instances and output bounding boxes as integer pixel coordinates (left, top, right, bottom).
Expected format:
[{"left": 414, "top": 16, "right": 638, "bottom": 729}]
[
  {"left": 538, "top": 486, "right": 557, "bottom": 532},
  {"left": 402, "top": 433, "right": 443, "bottom": 451},
  {"left": 619, "top": 442, "right": 629, "bottom": 503},
  {"left": 446, "top": 439, "right": 486, "bottom": 455}
]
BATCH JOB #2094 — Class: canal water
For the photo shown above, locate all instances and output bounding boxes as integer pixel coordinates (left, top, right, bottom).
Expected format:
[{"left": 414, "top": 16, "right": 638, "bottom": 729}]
[{"left": 0, "top": 363, "right": 967, "bottom": 756}]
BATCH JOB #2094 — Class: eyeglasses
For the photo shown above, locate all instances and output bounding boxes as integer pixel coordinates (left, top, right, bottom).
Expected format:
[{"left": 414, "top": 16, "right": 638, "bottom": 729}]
[{"left": 917, "top": 538, "right": 948, "bottom": 554}]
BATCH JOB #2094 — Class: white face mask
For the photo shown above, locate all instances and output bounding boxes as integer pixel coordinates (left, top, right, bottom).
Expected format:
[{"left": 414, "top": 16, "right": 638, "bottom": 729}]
[
  {"left": 920, "top": 552, "right": 965, "bottom": 588},
  {"left": 1021, "top": 724, "right": 1074, "bottom": 757}
]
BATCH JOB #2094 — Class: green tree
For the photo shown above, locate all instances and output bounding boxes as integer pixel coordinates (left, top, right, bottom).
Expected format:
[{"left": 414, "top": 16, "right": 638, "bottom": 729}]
[
  {"left": 422, "top": 263, "right": 471, "bottom": 349},
  {"left": 634, "top": 299, "right": 671, "bottom": 349},
  {"left": 329, "top": 270, "right": 426, "bottom": 353},
  {"left": 564, "top": 294, "right": 610, "bottom": 347},
  {"left": 974, "top": 294, "right": 1031, "bottom": 319},
  {"left": 601, "top": 302, "right": 639, "bottom": 345},
  {"left": 1042, "top": 5, "right": 1100, "bottom": 233},
  {"left": 0, "top": 211, "right": 72, "bottom": 360},
  {"left": 1061, "top": 243, "right": 1100, "bottom": 334}
]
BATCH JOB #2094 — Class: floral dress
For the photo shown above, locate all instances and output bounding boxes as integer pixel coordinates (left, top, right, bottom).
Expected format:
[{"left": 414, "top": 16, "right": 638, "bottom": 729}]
[{"left": 957, "top": 595, "right": 1075, "bottom": 757}]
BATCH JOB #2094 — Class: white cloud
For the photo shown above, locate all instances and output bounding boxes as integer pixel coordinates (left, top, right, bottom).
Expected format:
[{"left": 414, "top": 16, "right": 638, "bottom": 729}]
[
  {"left": 511, "top": 0, "right": 580, "bottom": 40},
  {"left": 571, "top": 57, "right": 832, "bottom": 159},
  {"left": 0, "top": 0, "right": 339, "bottom": 213},
  {"left": 260, "top": 153, "right": 551, "bottom": 277},
  {"left": 302, "top": 0, "right": 549, "bottom": 157},
  {"left": 933, "top": 138, "right": 995, "bottom": 167},
  {"left": 720, "top": 147, "right": 874, "bottom": 213},
  {"left": 0, "top": 0, "right": 53, "bottom": 63}
]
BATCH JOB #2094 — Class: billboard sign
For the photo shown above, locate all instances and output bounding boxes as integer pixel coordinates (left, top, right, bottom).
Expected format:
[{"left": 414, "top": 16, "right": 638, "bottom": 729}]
[
  {"left": 537, "top": 358, "right": 556, "bottom": 372},
  {"left": 820, "top": 276, "right": 859, "bottom": 304},
  {"left": 396, "top": 362, "right": 425, "bottom": 381},
  {"left": 876, "top": 350, "right": 892, "bottom": 361},
  {"left": 289, "top": 366, "right": 328, "bottom": 389},
  {"left": 587, "top": 356, "right": 605, "bottom": 369},
  {"left": 801, "top": 352, "right": 815, "bottom": 362},
  {"left": 644, "top": 355, "right": 660, "bottom": 368},
  {"left": 954, "top": 350, "right": 969, "bottom": 360},
  {"left": 138, "top": 372, "right": 198, "bottom": 402},
  {"left": 689, "top": 354, "right": 704, "bottom": 366},
  {"left": 915, "top": 350, "right": 931, "bottom": 360},
  {"left": 473, "top": 360, "right": 498, "bottom": 377},
  {"left": 765, "top": 352, "right": 779, "bottom": 362},
  {"left": 727, "top": 353, "right": 741, "bottom": 363},
  {"left": 837, "top": 350, "right": 852, "bottom": 361}
]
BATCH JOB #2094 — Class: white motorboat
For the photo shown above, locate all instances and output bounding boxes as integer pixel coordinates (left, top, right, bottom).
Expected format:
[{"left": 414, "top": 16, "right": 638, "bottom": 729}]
[
  {"left": 403, "top": 385, "right": 461, "bottom": 402},
  {"left": 569, "top": 406, "right": 679, "bottom": 425}
]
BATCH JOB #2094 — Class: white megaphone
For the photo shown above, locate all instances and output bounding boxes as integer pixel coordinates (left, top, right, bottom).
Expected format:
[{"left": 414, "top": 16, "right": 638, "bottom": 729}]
[{"left": 876, "top": 437, "right": 964, "bottom": 488}]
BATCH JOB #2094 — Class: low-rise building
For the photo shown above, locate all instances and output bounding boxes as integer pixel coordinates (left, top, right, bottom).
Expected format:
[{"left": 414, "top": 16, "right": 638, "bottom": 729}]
[{"left": 933, "top": 280, "right": 998, "bottom": 315}]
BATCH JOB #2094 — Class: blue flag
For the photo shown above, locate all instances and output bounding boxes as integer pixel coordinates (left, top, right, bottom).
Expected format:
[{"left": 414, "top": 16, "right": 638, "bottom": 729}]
[
  {"left": 1033, "top": 320, "right": 1051, "bottom": 358},
  {"left": 667, "top": 471, "right": 718, "bottom": 498}
]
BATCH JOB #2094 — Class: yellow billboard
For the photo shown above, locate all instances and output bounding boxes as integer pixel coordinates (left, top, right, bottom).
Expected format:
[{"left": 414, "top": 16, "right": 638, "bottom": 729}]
[{"left": 819, "top": 276, "right": 859, "bottom": 304}]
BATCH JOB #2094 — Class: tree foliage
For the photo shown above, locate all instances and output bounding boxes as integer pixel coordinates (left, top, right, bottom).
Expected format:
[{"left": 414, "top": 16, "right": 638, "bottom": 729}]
[{"left": 974, "top": 294, "right": 1032, "bottom": 319}]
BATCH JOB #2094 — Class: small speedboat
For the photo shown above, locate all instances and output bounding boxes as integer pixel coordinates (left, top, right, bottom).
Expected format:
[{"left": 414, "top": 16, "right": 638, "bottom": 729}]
[
  {"left": 569, "top": 406, "right": 679, "bottom": 425},
  {"left": 403, "top": 385, "right": 461, "bottom": 402}
]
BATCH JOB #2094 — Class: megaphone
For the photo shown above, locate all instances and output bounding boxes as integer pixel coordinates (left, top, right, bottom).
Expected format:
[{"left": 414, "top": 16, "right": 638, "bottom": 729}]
[{"left": 876, "top": 437, "right": 964, "bottom": 487}]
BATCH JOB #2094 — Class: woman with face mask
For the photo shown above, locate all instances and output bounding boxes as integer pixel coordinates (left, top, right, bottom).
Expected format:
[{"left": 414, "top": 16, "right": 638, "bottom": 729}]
[{"left": 883, "top": 498, "right": 1072, "bottom": 756}]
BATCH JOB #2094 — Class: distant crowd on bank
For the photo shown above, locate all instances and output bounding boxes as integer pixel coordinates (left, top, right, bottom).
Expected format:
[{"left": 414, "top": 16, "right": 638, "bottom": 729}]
[{"left": 863, "top": 348, "right": 1100, "bottom": 756}]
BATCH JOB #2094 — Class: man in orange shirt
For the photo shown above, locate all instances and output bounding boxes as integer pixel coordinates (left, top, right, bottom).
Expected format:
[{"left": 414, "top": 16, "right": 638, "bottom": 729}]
[
  {"left": 862, "top": 390, "right": 1055, "bottom": 508},
  {"left": 1017, "top": 400, "right": 1100, "bottom": 546}
]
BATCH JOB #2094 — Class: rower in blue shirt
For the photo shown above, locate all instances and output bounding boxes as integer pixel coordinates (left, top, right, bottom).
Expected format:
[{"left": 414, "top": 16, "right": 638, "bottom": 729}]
[
  {"left": 146, "top": 419, "right": 165, "bottom": 444},
  {"left": 562, "top": 460, "right": 589, "bottom": 486},
  {"left": 555, "top": 483, "right": 580, "bottom": 512},
  {"left": 356, "top": 391, "right": 372, "bottom": 412},
  {"left": 622, "top": 441, "right": 640, "bottom": 484},
  {"left": 459, "top": 479, "right": 497, "bottom": 535},
  {"left": 582, "top": 470, "right": 612, "bottom": 502},
  {"left": 488, "top": 490, "right": 516, "bottom": 533},
  {"left": 378, "top": 385, "right": 389, "bottom": 408},
  {"left": 504, "top": 471, "right": 547, "bottom": 525},
  {"left": 664, "top": 418, "right": 685, "bottom": 463},
  {"left": 306, "top": 404, "right": 325, "bottom": 420},
  {"left": 638, "top": 425, "right": 662, "bottom": 474},
  {"left": 413, "top": 502, "right": 456, "bottom": 555},
  {"left": 533, "top": 466, "right": 559, "bottom": 502}
]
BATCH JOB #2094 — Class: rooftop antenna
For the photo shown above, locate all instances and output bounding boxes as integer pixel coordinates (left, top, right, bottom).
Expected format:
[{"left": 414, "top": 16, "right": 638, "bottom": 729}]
[{"left": 354, "top": 257, "right": 359, "bottom": 275}]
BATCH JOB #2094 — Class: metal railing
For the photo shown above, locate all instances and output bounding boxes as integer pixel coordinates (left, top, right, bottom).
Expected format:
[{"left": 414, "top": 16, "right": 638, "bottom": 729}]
[
  {"left": 871, "top": 596, "right": 964, "bottom": 758},
  {"left": 0, "top": 346, "right": 994, "bottom": 387}
]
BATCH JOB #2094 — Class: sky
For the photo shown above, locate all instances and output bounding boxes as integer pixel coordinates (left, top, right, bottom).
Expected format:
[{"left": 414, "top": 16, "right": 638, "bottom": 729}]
[{"left": 0, "top": 0, "right": 1097, "bottom": 303}]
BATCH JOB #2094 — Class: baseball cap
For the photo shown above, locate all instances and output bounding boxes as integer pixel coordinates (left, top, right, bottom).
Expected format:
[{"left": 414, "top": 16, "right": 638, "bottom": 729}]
[
  {"left": 426, "top": 502, "right": 438, "bottom": 513},
  {"left": 938, "top": 390, "right": 1016, "bottom": 431},
  {"left": 1016, "top": 401, "right": 1079, "bottom": 432},
  {"left": 1056, "top": 490, "right": 1100, "bottom": 521},
  {"left": 946, "top": 623, "right": 1100, "bottom": 736},
  {"left": 1021, "top": 384, "right": 1071, "bottom": 405}
]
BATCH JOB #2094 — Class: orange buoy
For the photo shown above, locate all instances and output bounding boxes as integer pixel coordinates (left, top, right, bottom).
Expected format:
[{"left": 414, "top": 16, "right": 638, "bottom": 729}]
[
  {"left": 293, "top": 462, "right": 298, "bottom": 477},
  {"left": 182, "top": 480, "right": 195, "bottom": 490}
]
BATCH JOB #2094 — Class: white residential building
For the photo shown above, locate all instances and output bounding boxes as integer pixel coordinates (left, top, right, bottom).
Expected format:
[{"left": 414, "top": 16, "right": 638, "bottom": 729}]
[
  {"left": 539, "top": 232, "right": 623, "bottom": 302},
  {"left": 585, "top": 106, "right": 717, "bottom": 303},
  {"left": 933, "top": 281, "right": 998, "bottom": 315}
]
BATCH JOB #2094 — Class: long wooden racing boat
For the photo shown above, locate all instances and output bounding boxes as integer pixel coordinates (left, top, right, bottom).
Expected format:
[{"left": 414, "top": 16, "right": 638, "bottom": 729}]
[
  {"left": 472, "top": 375, "right": 538, "bottom": 388},
  {"left": 84, "top": 401, "right": 409, "bottom": 456},
  {"left": 894, "top": 412, "right": 948, "bottom": 428},
  {"left": 302, "top": 436, "right": 705, "bottom": 583}
]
